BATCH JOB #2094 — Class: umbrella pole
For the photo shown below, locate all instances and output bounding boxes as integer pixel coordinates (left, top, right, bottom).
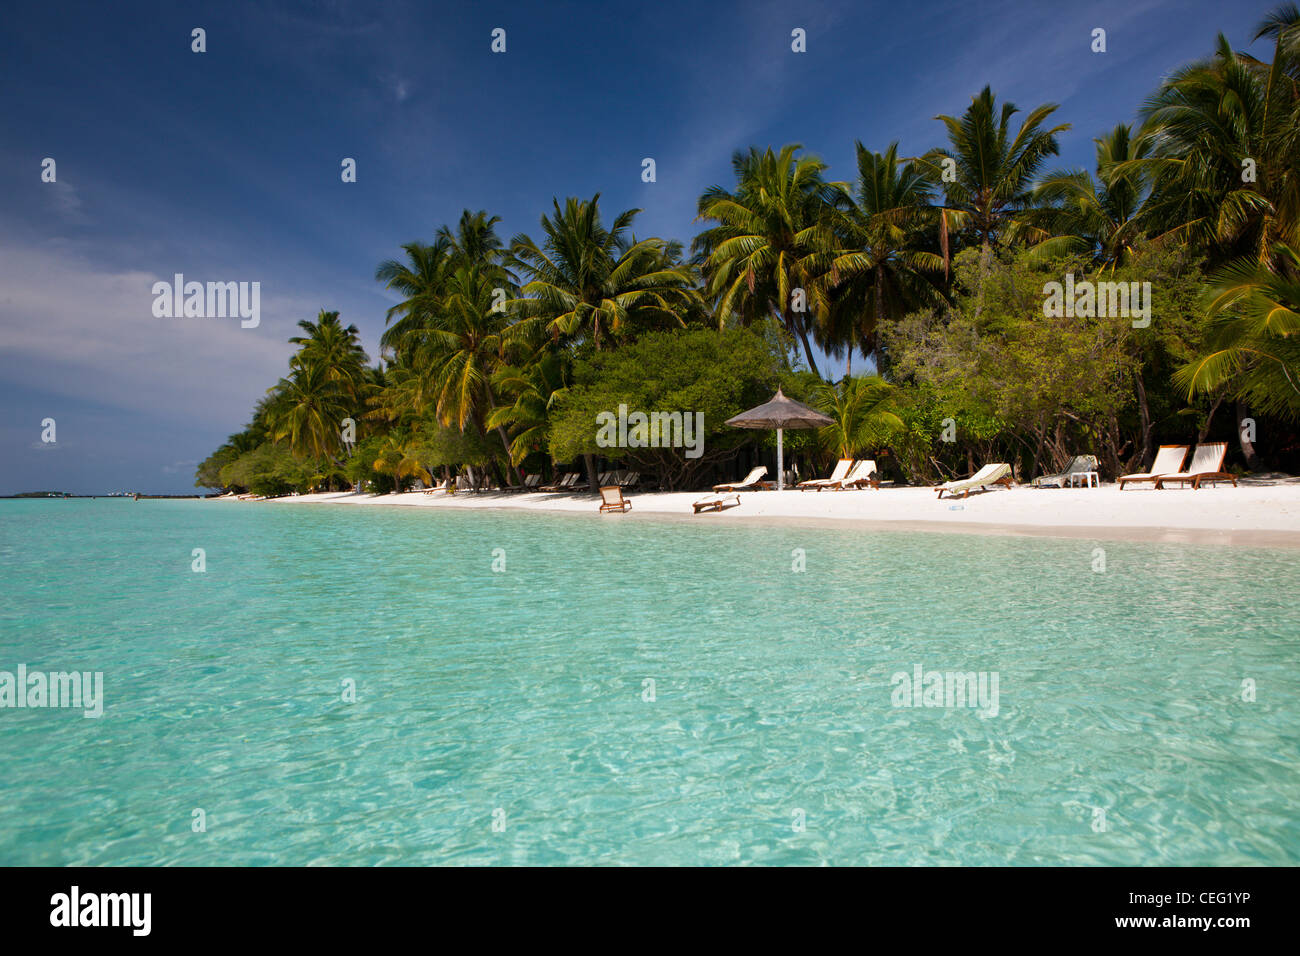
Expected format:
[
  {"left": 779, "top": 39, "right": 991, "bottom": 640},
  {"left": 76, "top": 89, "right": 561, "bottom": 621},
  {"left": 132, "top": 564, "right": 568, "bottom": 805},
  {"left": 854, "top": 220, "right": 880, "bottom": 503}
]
[{"left": 777, "top": 427, "right": 784, "bottom": 491}]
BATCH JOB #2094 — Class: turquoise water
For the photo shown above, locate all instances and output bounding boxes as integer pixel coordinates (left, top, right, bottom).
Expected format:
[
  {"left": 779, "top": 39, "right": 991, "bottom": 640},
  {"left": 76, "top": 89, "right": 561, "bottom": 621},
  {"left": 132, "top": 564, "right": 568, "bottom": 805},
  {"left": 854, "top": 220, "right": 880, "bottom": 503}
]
[{"left": 1, "top": 499, "right": 1297, "bottom": 866}]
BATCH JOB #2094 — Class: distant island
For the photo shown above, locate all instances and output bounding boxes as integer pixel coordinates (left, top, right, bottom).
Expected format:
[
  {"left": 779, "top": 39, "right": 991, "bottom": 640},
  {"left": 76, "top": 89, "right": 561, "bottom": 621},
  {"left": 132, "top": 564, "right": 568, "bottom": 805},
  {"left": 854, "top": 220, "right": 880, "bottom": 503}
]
[{"left": 0, "top": 492, "right": 213, "bottom": 499}]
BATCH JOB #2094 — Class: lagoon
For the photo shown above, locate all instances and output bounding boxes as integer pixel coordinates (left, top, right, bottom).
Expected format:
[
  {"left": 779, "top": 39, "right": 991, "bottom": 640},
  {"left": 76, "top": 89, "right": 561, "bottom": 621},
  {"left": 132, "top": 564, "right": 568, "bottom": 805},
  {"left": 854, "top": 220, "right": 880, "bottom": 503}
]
[{"left": 1, "top": 499, "right": 1297, "bottom": 865}]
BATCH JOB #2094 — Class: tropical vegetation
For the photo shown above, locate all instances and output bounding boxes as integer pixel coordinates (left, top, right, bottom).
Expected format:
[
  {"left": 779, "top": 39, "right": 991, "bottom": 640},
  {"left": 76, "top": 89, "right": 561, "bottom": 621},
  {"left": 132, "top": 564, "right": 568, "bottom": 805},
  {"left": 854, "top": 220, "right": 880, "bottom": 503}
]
[{"left": 199, "top": 5, "right": 1300, "bottom": 495}]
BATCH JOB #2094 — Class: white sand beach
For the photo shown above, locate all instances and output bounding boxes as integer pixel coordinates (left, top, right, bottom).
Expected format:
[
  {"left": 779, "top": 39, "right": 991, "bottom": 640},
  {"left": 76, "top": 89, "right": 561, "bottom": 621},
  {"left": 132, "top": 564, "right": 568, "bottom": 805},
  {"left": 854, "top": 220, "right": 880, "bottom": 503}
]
[{"left": 221, "top": 479, "right": 1300, "bottom": 547}]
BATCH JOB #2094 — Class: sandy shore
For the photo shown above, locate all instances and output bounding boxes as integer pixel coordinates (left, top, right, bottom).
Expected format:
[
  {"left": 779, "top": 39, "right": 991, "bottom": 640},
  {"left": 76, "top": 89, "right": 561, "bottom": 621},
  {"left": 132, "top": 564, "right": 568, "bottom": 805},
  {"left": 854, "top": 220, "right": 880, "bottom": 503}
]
[{"left": 215, "top": 479, "right": 1300, "bottom": 548}]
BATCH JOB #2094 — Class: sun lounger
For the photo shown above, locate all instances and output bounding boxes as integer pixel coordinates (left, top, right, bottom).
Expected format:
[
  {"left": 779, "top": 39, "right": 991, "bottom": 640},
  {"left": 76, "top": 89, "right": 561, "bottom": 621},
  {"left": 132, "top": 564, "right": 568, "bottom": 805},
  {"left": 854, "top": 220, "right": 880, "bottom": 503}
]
[
  {"left": 598, "top": 485, "right": 632, "bottom": 513},
  {"left": 423, "top": 478, "right": 452, "bottom": 495},
  {"left": 1032, "top": 454, "right": 1099, "bottom": 488},
  {"left": 832, "top": 459, "right": 879, "bottom": 490},
  {"left": 798, "top": 459, "right": 853, "bottom": 491},
  {"left": 1154, "top": 442, "right": 1235, "bottom": 489},
  {"left": 539, "top": 472, "right": 578, "bottom": 492},
  {"left": 692, "top": 493, "right": 740, "bottom": 514},
  {"left": 935, "top": 463, "right": 1013, "bottom": 499},
  {"left": 1118, "top": 445, "right": 1188, "bottom": 489},
  {"left": 501, "top": 473, "right": 540, "bottom": 493},
  {"left": 519, "top": 474, "right": 547, "bottom": 492},
  {"left": 713, "top": 466, "right": 771, "bottom": 493}
]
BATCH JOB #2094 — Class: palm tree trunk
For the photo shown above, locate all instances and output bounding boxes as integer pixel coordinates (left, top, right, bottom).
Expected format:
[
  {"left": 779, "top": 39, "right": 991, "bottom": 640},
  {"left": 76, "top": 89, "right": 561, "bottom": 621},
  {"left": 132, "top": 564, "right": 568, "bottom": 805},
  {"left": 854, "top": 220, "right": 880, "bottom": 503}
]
[
  {"left": 1197, "top": 395, "right": 1224, "bottom": 443},
  {"left": 1134, "top": 371, "right": 1154, "bottom": 470},
  {"left": 972, "top": 238, "right": 993, "bottom": 321},
  {"left": 495, "top": 426, "right": 522, "bottom": 485},
  {"left": 582, "top": 453, "right": 598, "bottom": 495},
  {"left": 466, "top": 418, "right": 501, "bottom": 490},
  {"left": 481, "top": 386, "right": 523, "bottom": 486},
  {"left": 787, "top": 310, "right": 822, "bottom": 379},
  {"left": 872, "top": 265, "right": 886, "bottom": 372}
]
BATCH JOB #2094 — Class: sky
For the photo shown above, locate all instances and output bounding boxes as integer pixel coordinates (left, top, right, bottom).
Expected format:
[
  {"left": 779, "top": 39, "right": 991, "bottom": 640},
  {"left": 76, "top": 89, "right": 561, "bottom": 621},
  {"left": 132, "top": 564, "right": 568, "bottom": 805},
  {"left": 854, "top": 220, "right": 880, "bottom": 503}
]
[{"left": 0, "top": 0, "right": 1284, "bottom": 494}]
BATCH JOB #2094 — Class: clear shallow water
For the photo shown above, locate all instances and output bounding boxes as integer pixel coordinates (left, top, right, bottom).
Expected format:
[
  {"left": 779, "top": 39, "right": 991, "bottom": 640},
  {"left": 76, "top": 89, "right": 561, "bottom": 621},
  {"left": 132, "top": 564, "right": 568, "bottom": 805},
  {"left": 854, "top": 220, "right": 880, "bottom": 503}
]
[{"left": 0, "top": 499, "right": 1297, "bottom": 866}]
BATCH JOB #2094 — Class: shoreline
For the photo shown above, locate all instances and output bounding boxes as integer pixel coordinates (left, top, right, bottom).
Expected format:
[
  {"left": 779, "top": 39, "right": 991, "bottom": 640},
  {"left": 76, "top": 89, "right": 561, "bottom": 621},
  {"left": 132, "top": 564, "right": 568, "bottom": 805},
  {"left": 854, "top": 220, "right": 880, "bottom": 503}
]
[{"left": 211, "top": 481, "right": 1300, "bottom": 549}]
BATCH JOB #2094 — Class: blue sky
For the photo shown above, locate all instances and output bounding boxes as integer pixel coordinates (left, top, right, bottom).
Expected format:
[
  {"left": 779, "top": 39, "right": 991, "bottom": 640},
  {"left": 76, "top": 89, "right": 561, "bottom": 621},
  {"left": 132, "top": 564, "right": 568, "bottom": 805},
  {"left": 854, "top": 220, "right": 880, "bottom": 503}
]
[{"left": 0, "top": 0, "right": 1283, "bottom": 494}]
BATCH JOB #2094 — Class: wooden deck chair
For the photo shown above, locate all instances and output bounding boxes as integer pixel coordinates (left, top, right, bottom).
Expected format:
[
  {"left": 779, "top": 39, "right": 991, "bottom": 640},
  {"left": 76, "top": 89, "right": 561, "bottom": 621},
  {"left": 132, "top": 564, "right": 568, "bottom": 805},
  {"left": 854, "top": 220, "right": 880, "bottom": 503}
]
[
  {"left": 598, "top": 485, "right": 632, "bottom": 513},
  {"left": 798, "top": 459, "right": 852, "bottom": 491},
  {"left": 1118, "top": 445, "right": 1188, "bottom": 489},
  {"left": 693, "top": 493, "right": 740, "bottom": 514},
  {"left": 539, "top": 472, "right": 577, "bottom": 492},
  {"left": 832, "top": 459, "right": 879, "bottom": 490},
  {"left": 502, "top": 473, "right": 539, "bottom": 493},
  {"left": 1155, "top": 442, "right": 1235, "bottom": 489},
  {"left": 713, "top": 466, "right": 771, "bottom": 492}
]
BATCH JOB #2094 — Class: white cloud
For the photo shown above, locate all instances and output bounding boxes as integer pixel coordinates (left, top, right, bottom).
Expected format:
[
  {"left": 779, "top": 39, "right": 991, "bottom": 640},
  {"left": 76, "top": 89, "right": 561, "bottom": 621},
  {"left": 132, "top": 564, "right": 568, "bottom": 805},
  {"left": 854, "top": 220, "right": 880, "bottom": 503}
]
[
  {"left": 47, "top": 180, "right": 88, "bottom": 224},
  {"left": 0, "top": 238, "right": 303, "bottom": 430}
]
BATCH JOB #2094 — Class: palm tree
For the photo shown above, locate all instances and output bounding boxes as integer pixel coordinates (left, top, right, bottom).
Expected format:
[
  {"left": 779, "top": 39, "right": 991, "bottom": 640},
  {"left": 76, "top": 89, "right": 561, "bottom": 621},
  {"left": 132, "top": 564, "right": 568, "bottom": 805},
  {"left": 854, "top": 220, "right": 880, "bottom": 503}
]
[
  {"left": 694, "top": 145, "right": 844, "bottom": 378},
  {"left": 376, "top": 210, "right": 516, "bottom": 361},
  {"left": 509, "top": 195, "right": 699, "bottom": 349},
  {"left": 412, "top": 265, "right": 522, "bottom": 485},
  {"left": 1027, "top": 124, "right": 1154, "bottom": 272},
  {"left": 268, "top": 362, "right": 354, "bottom": 461},
  {"left": 810, "top": 375, "right": 903, "bottom": 459},
  {"left": 1133, "top": 9, "right": 1300, "bottom": 269},
  {"left": 916, "top": 86, "right": 1069, "bottom": 301},
  {"left": 485, "top": 350, "right": 570, "bottom": 467},
  {"left": 816, "top": 142, "right": 947, "bottom": 373},
  {"left": 365, "top": 355, "right": 429, "bottom": 428},
  {"left": 288, "top": 310, "right": 369, "bottom": 397},
  {"left": 372, "top": 433, "right": 428, "bottom": 492},
  {"left": 373, "top": 212, "right": 525, "bottom": 485},
  {"left": 1175, "top": 244, "right": 1300, "bottom": 424},
  {"left": 437, "top": 209, "right": 513, "bottom": 285},
  {"left": 1144, "top": 6, "right": 1300, "bottom": 467},
  {"left": 375, "top": 239, "right": 457, "bottom": 359}
]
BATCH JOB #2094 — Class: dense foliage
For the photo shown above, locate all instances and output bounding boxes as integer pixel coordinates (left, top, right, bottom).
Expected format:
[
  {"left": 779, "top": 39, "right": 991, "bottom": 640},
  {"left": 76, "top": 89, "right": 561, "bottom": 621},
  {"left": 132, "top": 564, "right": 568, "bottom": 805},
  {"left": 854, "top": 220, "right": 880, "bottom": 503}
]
[{"left": 199, "top": 6, "right": 1300, "bottom": 494}]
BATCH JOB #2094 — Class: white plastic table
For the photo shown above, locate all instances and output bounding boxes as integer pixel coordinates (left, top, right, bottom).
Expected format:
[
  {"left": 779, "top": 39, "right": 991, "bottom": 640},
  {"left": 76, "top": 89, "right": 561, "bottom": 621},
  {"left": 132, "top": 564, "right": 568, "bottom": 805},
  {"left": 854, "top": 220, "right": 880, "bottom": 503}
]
[{"left": 1068, "top": 471, "right": 1099, "bottom": 488}]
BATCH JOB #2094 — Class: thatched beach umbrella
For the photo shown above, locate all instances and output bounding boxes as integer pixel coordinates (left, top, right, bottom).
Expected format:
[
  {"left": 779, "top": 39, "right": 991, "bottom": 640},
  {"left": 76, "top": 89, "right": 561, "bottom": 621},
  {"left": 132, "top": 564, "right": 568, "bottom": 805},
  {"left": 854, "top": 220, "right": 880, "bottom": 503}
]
[{"left": 725, "top": 388, "right": 833, "bottom": 490}]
